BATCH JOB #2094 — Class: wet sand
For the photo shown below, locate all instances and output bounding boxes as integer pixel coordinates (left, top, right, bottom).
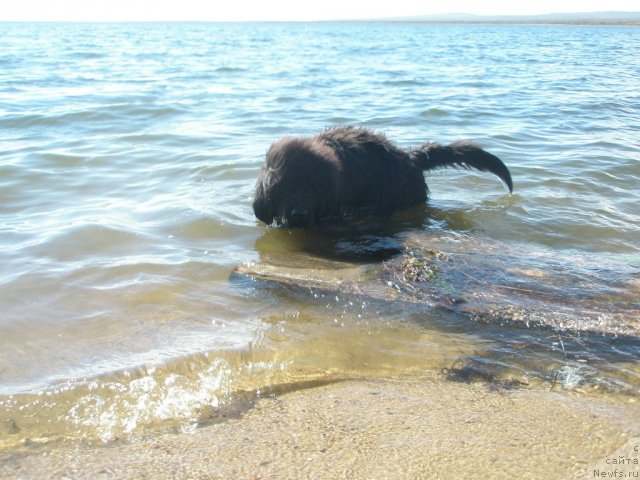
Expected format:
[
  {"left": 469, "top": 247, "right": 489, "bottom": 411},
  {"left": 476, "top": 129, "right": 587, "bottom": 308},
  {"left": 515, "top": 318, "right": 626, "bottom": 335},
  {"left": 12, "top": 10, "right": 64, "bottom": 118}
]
[{"left": 1, "top": 377, "right": 639, "bottom": 480}]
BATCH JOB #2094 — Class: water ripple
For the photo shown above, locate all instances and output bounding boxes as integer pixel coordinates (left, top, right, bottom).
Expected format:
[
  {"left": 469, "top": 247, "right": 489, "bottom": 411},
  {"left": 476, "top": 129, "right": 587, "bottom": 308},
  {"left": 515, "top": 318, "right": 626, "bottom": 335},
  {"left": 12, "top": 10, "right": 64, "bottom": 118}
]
[{"left": 1, "top": 22, "right": 639, "bottom": 447}]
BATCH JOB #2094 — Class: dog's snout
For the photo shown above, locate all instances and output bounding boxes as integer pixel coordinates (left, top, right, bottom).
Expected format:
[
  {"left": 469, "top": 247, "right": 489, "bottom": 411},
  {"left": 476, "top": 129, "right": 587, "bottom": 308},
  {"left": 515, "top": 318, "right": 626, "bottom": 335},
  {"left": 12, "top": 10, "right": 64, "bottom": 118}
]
[
  {"left": 282, "top": 208, "right": 314, "bottom": 228},
  {"left": 291, "top": 208, "right": 310, "bottom": 220}
]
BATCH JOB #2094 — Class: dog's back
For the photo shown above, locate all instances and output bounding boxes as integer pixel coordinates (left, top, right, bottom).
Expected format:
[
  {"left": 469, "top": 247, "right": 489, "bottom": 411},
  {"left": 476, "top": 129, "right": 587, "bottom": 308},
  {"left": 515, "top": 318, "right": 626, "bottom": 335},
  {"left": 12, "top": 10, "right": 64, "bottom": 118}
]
[{"left": 317, "top": 127, "right": 428, "bottom": 212}]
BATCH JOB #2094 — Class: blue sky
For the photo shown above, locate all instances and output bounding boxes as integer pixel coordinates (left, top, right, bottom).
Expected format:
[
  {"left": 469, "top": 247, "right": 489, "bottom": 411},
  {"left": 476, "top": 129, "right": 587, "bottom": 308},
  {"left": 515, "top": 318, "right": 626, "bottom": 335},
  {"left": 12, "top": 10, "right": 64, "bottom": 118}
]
[{"left": 1, "top": 0, "right": 639, "bottom": 21}]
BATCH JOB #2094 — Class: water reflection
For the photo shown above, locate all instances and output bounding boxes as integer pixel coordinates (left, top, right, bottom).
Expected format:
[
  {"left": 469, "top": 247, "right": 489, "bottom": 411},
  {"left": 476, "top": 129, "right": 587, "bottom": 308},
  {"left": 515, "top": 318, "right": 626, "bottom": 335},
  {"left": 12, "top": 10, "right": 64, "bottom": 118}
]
[{"left": 253, "top": 202, "right": 482, "bottom": 264}]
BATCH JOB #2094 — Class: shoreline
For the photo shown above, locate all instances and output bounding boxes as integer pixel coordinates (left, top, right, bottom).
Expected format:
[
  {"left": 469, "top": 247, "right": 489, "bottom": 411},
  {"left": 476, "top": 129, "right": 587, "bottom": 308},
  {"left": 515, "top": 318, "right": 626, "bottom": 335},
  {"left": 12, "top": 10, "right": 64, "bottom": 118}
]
[{"left": 2, "top": 377, "right": 638, "bottom": 479}]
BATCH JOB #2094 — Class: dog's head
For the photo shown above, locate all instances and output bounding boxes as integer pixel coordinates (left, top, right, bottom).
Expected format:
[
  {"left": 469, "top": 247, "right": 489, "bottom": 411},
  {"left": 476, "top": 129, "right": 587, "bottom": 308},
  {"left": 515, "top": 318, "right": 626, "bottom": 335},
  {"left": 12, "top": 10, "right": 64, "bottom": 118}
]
[{"left": 253, "top": 137, "right": 341, "bottom": 228}]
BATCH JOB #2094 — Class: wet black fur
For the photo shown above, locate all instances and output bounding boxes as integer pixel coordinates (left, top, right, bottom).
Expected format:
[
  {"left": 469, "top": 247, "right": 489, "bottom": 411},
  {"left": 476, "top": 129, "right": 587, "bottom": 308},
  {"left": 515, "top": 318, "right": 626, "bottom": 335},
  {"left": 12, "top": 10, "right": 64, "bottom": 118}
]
[{"left": 253, "top": 126, "right": 513, "bottom": 228}]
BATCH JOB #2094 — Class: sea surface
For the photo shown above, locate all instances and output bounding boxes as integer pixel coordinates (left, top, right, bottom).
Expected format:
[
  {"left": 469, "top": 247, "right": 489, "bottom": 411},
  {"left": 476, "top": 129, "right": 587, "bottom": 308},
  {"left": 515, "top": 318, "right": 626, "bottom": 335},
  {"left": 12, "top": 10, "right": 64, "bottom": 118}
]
[{"left": 0, "top": 22, "right": 639, "bottom": 448}]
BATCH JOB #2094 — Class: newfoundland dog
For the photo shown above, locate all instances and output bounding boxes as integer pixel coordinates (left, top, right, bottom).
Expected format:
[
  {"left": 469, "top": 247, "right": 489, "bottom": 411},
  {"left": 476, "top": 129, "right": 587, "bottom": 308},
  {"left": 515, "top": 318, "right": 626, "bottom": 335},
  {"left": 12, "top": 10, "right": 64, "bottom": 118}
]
[{"left": 253, "top": 126, "right": 513, "bottom": 228}]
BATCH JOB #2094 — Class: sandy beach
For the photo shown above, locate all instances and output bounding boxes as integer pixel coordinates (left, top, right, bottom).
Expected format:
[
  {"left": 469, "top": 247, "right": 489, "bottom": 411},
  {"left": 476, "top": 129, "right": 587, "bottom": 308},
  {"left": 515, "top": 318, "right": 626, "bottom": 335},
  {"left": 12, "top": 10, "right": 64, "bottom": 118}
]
[{"left": 2, "top": 376, "right": 638, "bottom": 480}]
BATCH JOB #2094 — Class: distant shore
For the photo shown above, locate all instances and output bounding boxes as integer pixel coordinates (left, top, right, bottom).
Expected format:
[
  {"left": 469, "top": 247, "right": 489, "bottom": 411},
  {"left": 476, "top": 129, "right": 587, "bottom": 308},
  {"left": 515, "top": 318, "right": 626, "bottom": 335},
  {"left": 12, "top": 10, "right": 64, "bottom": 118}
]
[
  {"left": 379, "top": 20, "right": 640, "bottom": 26},
  {"left": 365, "top": 11, "right": 640, "bottom": 26}
]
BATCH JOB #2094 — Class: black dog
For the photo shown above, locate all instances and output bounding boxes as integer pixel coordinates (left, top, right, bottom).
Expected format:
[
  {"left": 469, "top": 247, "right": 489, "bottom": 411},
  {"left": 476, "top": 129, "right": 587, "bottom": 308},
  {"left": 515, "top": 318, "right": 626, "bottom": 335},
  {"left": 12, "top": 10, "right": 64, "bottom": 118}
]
[{"left": 253, "top": 126, "right": 513, "bottom": 228}]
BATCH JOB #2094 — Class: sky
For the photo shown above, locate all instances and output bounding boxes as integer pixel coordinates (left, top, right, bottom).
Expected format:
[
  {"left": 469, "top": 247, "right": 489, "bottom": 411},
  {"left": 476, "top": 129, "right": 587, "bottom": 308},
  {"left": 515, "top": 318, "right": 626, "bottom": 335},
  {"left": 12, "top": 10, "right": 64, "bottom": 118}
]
[{"left": 1, "top": 0, "right": 639, "bottom": 22}]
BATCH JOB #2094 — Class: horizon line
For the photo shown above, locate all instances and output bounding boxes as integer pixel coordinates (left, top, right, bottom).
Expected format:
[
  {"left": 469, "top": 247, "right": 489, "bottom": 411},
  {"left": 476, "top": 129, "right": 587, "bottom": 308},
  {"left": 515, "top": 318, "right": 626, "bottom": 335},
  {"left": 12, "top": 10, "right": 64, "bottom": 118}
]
[{"left": 1, "top": 10, "right": 640, "bottom": 24}]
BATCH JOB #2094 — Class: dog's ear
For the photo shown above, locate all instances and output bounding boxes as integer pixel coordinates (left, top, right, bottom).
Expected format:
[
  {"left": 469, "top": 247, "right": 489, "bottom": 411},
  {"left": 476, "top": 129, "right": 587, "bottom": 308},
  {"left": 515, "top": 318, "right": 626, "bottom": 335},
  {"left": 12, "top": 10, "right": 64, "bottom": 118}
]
[{"left": 253, "top": 177, "right": 273, "bottom": 225}]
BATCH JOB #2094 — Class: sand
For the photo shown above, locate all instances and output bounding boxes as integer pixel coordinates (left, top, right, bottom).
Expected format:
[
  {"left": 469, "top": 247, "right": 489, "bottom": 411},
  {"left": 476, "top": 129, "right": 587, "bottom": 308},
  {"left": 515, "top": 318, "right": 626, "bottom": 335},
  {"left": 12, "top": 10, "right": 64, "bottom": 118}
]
[{"left": 1, "top": 377, "right": 639, "bottom": 480}]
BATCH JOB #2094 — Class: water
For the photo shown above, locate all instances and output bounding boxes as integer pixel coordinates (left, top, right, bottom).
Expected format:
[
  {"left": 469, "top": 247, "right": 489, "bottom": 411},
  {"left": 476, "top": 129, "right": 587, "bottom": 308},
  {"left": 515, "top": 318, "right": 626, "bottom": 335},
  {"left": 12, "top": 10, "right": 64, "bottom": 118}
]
[{"left": 1, "top": 22, "right": 639, "bottom": 448}]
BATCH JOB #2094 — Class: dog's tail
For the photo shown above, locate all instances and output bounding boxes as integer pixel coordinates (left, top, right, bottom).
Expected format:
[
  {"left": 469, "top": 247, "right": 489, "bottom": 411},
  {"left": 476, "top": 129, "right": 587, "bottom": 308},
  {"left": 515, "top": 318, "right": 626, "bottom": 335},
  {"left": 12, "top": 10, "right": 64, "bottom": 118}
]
[{"left": 410, "top": 141, "right": 513, "bottom": 193}]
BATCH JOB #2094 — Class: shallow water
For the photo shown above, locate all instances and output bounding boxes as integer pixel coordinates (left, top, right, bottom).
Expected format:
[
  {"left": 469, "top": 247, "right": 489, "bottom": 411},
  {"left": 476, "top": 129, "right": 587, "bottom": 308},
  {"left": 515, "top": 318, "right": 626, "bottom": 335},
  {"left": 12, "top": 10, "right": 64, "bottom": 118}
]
[{"left": 1, "top": 22, "right": 639, "bottom": 448}]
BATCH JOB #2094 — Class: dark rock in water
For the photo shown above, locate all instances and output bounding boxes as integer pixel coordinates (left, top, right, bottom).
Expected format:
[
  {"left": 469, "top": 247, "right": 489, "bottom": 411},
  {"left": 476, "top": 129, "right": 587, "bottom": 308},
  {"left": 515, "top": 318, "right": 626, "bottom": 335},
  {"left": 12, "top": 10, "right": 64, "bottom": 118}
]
[
  {"left": 234, "top": 231, "right": 640, "bottom": 394},
  {"left": 234, "top": 232, "right": 640, "bottom": 338}
]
